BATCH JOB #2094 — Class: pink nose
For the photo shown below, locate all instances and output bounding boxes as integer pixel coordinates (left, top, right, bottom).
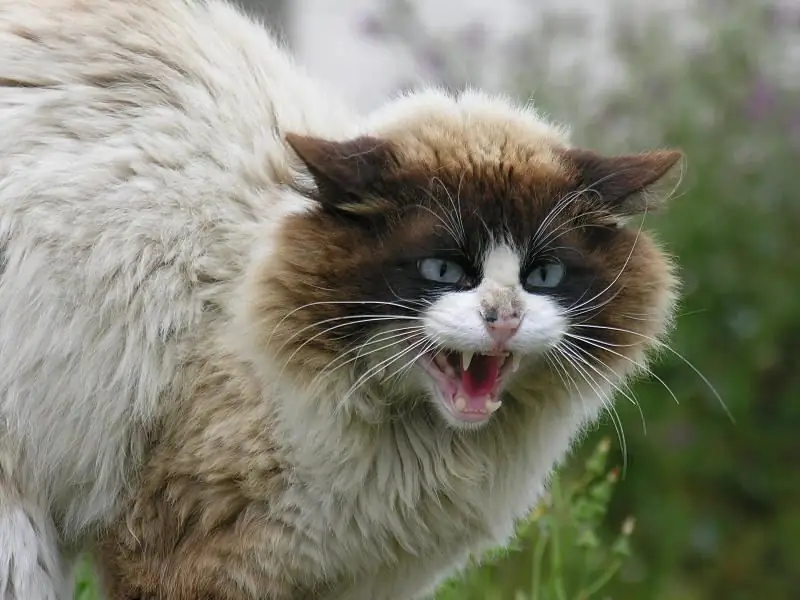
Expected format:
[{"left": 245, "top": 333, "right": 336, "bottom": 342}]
[{"left": 483, "top": 311, "right": 521, "bottom": 345}]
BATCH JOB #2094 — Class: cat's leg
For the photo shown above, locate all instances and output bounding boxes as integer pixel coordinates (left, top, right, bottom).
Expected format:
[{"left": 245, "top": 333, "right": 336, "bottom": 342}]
[{"left": 0, "top": 484, "right": 69, "bottom": 600}]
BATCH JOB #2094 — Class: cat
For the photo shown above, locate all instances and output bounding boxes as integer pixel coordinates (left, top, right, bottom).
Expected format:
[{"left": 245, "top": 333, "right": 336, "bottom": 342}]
[{"left": 0, "top": 0, "right": 681, "bottom": 598}]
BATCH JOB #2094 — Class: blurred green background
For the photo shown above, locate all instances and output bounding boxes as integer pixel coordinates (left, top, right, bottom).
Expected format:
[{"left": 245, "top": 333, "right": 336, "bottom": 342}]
[{"left": 78, "top": 1, "right": 799, "bottom": 598}]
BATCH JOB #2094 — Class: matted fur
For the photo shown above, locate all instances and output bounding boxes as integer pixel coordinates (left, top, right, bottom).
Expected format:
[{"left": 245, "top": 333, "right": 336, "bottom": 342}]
[{"left": 0, "top": 1, "right": 680, "bottom": 599}]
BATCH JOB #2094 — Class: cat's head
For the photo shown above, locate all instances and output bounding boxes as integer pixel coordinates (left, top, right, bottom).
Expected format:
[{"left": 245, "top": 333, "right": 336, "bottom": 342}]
[{"left": 254, "top": 91, "right": 680, "bottom": 430}]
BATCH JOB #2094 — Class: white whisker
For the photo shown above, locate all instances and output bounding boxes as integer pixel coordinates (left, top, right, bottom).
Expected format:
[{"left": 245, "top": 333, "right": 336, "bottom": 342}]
[
  {"left": 341, "top": 336, "right": 433, "bottom": 405},
  {"left": 564, "top": 331, "right": 680, "bottom": 408},
  {"left": 561, "top": 338, "right": 647, "bottom": 437},
  {"left": 267, "top": 300, "right": 424, "bottom": 345},
  {"left": 573, "top": 323, "right": 733, "bottom": 422},
  {"left": 566, "top": 204, "right": 648, "bottom": 316},
  {"left": 553, "top": 343, "right": 628, "bottom": 472},
  {"left": 313, "top": 327, "right": 428, "bottom": 384}
]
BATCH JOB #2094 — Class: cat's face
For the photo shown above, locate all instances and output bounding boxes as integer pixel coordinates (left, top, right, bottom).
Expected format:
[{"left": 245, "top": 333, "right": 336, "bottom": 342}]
[{"left": 256, "top": 98, "right": 679, "bottom": 430}]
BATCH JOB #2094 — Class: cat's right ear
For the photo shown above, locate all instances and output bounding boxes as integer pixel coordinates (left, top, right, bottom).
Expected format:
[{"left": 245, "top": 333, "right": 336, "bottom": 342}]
[{"left": 285, "top": 133, "right": 397, "bottom": 215}]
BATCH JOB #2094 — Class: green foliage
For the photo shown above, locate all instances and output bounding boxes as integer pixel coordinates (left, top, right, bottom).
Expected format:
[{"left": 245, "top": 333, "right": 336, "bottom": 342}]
[
  {"left": 433, "top": 439, "right": 633, "bottom": 600},
  {"left": 74, "top": 559, "right": 99, "bottom": 600}
]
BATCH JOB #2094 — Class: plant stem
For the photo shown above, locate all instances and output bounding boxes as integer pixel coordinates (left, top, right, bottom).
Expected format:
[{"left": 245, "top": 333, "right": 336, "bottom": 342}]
[
  {"left": 549, "top": 479, "right": 568, "bottom": 600},
  {"left": 575, "top": 560, "right": 623, "bottom": 600},
  {"left": 530, "top": 528, "right": 549, "bottom": 600}
]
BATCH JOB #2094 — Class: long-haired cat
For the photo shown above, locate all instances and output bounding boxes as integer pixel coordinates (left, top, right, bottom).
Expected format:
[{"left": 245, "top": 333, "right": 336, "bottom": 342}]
[{"left": 0, "top": 1, "right": 681, "bottom": 598}]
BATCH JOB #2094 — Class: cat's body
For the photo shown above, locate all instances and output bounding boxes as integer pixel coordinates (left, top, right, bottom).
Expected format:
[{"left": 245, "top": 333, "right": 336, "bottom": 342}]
[{"left": 0, "top": 1, "right": 680, "bottom": 599}]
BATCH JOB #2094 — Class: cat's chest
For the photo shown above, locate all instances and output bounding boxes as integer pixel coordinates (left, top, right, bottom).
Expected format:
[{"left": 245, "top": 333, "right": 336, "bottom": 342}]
[{"left": 278, "top": 433, "right": 543, "bottom": 580}]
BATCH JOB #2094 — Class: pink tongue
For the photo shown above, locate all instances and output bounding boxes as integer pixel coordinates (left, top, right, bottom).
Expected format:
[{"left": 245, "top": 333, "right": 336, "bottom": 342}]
[{"left": 461, "top": 355, "right": 502, "bottom": 399}]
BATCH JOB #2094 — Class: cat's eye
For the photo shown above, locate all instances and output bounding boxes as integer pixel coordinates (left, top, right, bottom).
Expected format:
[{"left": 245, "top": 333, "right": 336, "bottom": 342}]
[
  {"left": 418, "top": 258, "right": 466, "bottom": 285},
  {"left": 525, "top": 260, "right": 565, "bottom": 289}
]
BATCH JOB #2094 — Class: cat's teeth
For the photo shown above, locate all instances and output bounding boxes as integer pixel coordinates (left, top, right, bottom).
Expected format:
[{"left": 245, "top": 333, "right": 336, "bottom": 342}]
[
  {"left": 485, "top": 398, "right": 502, "bottom": 413},
  {"left": 461, "top": 351, "right": 474, "bottom": 371},
  {"left": 454, "top": 396, "right": 467, "bottom": 411},
  {"left": 511, "top": 353, "right": 521, "bottom": 373}
]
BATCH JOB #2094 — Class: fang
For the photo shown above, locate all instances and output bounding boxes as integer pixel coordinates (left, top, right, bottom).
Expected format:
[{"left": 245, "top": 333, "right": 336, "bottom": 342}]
[{"left": 485, "top": 398, "right": 502, "bottom": 413}]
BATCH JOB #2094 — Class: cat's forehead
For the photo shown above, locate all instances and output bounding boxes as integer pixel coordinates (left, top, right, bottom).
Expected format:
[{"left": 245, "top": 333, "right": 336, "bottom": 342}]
[
  {"left": 370, "top": 94, "right": 581, "bottom": 245},
  {"left": 382, "top": 146, "right": 582, "bottom": 254}
]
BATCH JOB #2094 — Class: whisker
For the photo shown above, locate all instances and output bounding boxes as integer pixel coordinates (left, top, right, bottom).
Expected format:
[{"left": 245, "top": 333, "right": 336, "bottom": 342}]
[
  {"left": 564, "top": 331, "right": 680, "bottom": 407},
  {"left": 313, "top": 327, "right": 428, "bottom": 384},
  {"left": 531, "top": 207, "right": 609, "bottom": 253},
  {"left": 434, "top": 175, "right": 466, "bottom": 244},
  {"left": 277, "top": 314, "right": 423, "bottom": 356},
  {"left": 553, "top": 343, "right": 628, "bottom": 473},
  {"left": 341, "top": 336, "right": 433, "bottom": 404},
  {"left": 573, "top": 323, "right": 733, "bottom": 422},
  {"left": 530, "top": 190, "right": 584, "bottom": 248},
  {"left": 565, "top": 204, "right": 648, "bottom": 315},
  {"left": 559, "top": 340, "right": 639, "bottom": 409},
  {"left": 415, "top": 200, "right": 462, "bottom": 246},
  {"left": 567, "top": 285, "right": 627, "bottom": 321},
  {"left": 267, "top": 299, "right": 423, "bottom": 345},
  {"left": 561, "top": 338, "right": 647, "bottom": 438},
  {"left": 276, "top": 316, "right": 423, "bottom": 382},
  {"left": 384, "top": 336, "right": 442, "bottom": 383}
]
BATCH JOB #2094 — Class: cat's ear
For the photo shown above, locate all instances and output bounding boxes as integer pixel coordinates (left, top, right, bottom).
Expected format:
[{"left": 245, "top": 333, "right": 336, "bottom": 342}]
[
  {"left": 285, "top": 133, "right": 396, "bottom": 210},
  {"left": 564, "top": 148, "right": 684, "bottom": 216}
]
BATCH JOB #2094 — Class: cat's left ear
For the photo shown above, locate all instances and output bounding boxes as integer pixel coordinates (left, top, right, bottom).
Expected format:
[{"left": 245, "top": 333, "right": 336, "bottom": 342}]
[
  {"left": 564, "top": 148, "right": 684, "bottom": 216},
  {"left": 285, "top": 133, "right": 397, "bottom": 213}
]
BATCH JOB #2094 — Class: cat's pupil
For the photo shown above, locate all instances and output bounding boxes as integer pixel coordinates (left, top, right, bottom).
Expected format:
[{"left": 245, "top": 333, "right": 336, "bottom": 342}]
[{"left": 439, "top": 262, "right": 448, "bottom": 278}]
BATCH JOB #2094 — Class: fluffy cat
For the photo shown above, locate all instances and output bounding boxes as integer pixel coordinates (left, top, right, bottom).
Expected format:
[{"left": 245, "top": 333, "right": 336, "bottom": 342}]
[{"left": 0, "top": 0, "right": 681, "bottom": 598}]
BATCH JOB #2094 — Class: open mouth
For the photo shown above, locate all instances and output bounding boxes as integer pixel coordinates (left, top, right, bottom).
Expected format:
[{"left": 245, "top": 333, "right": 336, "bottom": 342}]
[{"left": 422, "top": 350, "right": 521, "bottom": 424}]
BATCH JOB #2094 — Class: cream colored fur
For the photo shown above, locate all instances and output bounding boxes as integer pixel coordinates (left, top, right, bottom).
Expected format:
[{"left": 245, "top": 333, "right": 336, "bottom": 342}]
[{"left": 0, "top": 1, "right": 649, "bottom": 598}]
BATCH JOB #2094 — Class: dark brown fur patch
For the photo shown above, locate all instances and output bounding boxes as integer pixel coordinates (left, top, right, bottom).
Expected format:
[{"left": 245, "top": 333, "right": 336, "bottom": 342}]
[{"left": 563, "top": 148, "right": 684, "bottom": 214}]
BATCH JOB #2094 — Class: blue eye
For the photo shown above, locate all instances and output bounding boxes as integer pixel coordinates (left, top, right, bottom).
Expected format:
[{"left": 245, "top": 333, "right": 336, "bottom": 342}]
[
  {"left": 525, "top": 260, "right": 565, "bottom": 289},
  {"left": 418, "top": 258, "right": 466, "bottom": 285}
]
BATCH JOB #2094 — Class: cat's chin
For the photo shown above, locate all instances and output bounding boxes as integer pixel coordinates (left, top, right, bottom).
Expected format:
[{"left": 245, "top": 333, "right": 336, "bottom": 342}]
[{"left": 418, "top": 349, "right": 519, "bottom": 429}]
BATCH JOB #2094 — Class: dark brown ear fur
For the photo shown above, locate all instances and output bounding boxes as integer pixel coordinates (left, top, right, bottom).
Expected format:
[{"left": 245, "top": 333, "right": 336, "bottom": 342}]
[
  {"left": 285, "top": 134, "right": 398, "bottom": 214},
  {"left": 564, "top": 149, "right": 683, "bottom": 215}
]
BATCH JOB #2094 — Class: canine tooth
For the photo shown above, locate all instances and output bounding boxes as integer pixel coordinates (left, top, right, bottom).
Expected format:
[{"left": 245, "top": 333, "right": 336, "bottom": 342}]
[
  {"left": 485, "top": 398, "right": 503, "bottom": 413},
  {"left": 454, "top": 396, "right": 467, "bottom": 411},
  {"left": 511, "top": 353, "right": 522, "bottom": 373},
  {"left": 462, "top": 351, "right": 474, "bottom": 371}
]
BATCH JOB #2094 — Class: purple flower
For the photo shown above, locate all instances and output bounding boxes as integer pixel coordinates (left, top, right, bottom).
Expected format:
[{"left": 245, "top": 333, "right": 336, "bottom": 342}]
[{"left": 745, "top": 76, "right": 778, "bottom": 122}]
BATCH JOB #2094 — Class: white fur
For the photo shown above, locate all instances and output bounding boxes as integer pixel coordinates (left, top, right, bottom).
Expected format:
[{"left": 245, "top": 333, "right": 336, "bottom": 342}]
[
  {"left": 0, "top": 488, "right": 69, "bottom": 600},
  {"left": 424, "top": 245, "right": 567, "bottom": 353},
  {"left": 0, "top": 2, "right": 615, "bottom": 599}
]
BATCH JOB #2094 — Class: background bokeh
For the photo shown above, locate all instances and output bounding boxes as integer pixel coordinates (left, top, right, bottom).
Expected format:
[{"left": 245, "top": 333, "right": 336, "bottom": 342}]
[{"left": 78, "top": 1, "right": 800, "bottom": 598}]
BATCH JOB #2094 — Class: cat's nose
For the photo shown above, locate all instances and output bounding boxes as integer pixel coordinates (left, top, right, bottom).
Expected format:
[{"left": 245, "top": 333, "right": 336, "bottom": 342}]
[{"left": 482, "top": 308, "right": 521, "bottom": 345}]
